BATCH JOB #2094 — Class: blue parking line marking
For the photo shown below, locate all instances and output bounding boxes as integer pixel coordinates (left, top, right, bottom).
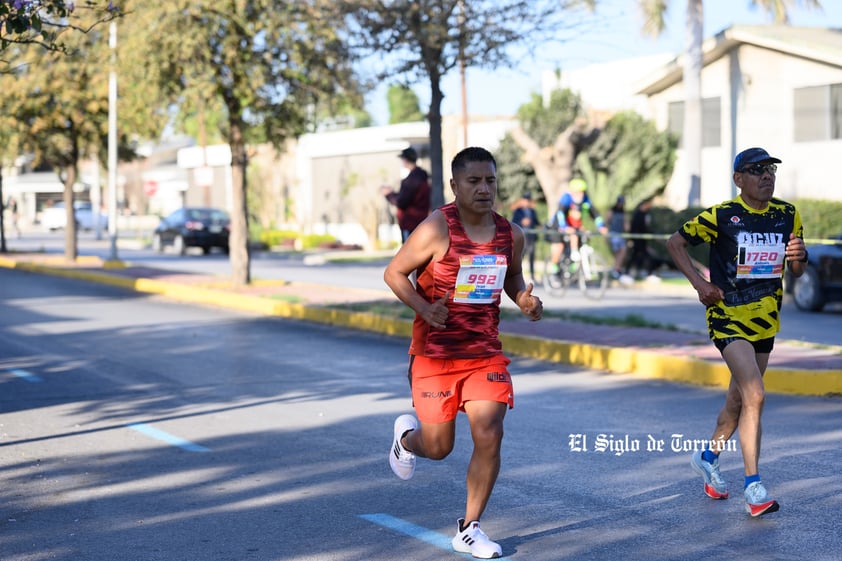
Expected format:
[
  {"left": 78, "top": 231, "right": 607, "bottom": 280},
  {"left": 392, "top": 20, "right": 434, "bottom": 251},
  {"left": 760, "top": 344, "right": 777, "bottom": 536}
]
[
  {"left": 359, "top": 513, "right": 452, "bottom": 550},
  {"left": 127, "top": 423, "right": 210, "bottom": 452},
  {"left": 9, "top": 369, "right": 43, "bottom": 383},
  {"left": 359, "top": 513, "right": 513, "bottom": 559}
]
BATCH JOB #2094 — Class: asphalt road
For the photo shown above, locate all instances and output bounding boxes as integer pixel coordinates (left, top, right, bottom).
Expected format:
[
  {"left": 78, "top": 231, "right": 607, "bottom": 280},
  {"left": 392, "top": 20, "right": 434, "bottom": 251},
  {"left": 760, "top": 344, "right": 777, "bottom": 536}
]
[{"left": 1, "top": 267, "right": 841, "bottom": 561}]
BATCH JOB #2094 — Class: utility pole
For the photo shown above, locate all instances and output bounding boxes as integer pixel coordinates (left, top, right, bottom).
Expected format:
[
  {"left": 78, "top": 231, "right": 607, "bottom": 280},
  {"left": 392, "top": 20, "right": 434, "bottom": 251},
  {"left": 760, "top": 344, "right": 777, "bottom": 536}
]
[
  {"left": 107, "top": 20, "right": 119, "bottom": 262},
  {"left": 458, "top": 0, "right": 468, "bottom": 148},
  {"left": 0, "top": 172, "right": 7, "bottom": 253}
]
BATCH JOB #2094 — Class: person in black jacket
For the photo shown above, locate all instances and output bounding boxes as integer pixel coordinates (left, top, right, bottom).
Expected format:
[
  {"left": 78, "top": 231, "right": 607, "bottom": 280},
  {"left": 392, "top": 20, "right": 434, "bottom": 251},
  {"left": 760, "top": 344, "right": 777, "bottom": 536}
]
[
  {"left": 627, "top": 197, "right": 659, "bottom": 280},
  {"left": 382, "top": 147, "right": 431, "bottom": 242}
]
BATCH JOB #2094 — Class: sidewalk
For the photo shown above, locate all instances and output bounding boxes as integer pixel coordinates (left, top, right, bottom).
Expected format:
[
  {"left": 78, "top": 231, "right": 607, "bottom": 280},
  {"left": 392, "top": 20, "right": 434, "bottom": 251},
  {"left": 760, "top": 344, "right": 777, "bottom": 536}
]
[{"left": 2, "top": 251, "right": 841, "bottom": 397}]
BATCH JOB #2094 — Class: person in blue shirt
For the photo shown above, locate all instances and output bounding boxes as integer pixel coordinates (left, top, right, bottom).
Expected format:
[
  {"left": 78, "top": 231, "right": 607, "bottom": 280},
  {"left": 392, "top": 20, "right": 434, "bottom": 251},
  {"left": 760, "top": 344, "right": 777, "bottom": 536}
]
[
  {"left": 511, "top": 191, "right": 540, "bottom": 282},
  {"left": 546, "top": 178, "right": 606, "bottom": 275}
]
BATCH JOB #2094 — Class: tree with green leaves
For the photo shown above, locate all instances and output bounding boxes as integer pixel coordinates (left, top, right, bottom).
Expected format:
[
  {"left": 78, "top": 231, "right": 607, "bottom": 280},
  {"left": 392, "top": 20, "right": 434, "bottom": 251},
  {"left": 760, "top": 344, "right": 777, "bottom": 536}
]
[
  {"left": 506, "top": 88, "right": 600, "bottom": 218},
  {"left": 387, "top": 84, "right": 424, "bottom": 124},
  {"left": 494, "top": 131, "right": 540, "bottom": 206},
  {"left": 0, "top": 0, "right": 117, "bottom": 57},
  {"left": 343, "top": 0, "right": 595, "bottom": 209},
  {"left": 126, "top": 0, "right": 363, "bottom": 286},
  {"left": 578, "top": 111, "right": 678, "bottom": 210},
  {"left": 496, "top": 89, "right": 586, "bottom": 210},
  {"left": 0, "top": 11, "right": 144, "bottom": 261},
  {"left": 498, "top": 89, "right": 676, "bottom": 217},
  {"left": 638, "top": 0, "right": 822, "bottom": 206}
]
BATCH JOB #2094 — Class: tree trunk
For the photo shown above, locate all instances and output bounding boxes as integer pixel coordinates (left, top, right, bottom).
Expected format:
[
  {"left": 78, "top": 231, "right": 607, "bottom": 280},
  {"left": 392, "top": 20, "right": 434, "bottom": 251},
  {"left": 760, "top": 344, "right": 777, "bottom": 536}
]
[
  {"left": 510, "top": 118, "right": 595, "bottom": 219},
  {"left": 228, "top": 119, "right": 250, "bottom": 287},
  {"left": 61, "top": 165, "right": 79, "bottom": 261},
  {"left": 0, "top": 170, "right": 6, "bottom": 253},
  {"left": 683, "top": 0, "right": 703, "bottom": 207},
  {"left": 427, "top": 72, "right": 445, "bottom": 210}
]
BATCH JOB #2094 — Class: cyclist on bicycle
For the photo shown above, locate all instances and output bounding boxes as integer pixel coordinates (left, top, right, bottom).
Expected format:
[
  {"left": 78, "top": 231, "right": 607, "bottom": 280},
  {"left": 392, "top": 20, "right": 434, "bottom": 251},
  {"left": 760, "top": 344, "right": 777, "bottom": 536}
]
[{"left": 547, "top": 178, "right": 607, "bottom": 275}]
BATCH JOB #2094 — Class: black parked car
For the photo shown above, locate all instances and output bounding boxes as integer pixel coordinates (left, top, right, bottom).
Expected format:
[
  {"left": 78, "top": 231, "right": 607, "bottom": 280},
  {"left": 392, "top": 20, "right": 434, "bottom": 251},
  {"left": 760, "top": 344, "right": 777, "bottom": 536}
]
[
  {"left": 786, "top": 233, "right": 842, "bottom": 311},
  {"left": 152, "top": 207, "right": 230, "bottom": 255}
]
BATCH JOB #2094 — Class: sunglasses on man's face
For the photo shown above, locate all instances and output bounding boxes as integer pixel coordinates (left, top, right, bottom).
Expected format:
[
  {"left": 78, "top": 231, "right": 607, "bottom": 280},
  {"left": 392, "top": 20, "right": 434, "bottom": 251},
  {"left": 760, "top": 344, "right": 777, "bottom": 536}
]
[{"left": 739, "top": 163, "right": 777, "bottom": 176}]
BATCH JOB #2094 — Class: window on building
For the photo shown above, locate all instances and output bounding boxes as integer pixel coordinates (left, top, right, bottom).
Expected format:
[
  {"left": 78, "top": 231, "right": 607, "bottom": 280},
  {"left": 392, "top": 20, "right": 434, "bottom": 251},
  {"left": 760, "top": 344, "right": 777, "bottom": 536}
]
[
  {"left": 834, "top": 84, "right": 842, "bottom": 139},
  {"left": 702, "top": 98, "right": 721, "bottom": 147},
  {"left": 668, "top": 102, "right": 683, "bottom": 142},
  {"left": 794, "top": 83, "right": 842, "bottom": 142},
  {"left": 667, "top": 97, "right": 722, "bottom": 148}
]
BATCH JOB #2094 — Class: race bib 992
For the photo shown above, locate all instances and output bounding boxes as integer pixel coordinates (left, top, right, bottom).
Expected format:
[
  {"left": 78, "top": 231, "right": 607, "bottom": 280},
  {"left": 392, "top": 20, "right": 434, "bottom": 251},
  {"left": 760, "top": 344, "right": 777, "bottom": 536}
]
[{"left": 453, "top": 255, "right": 507, "bottom": 303}]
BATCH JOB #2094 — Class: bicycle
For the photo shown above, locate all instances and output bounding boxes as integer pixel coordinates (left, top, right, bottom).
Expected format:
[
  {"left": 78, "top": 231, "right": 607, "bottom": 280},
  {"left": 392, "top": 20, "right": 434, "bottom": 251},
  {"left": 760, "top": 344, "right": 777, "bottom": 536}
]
[{"left": 541, "top": 230, "right": 609, "bottom": 299}]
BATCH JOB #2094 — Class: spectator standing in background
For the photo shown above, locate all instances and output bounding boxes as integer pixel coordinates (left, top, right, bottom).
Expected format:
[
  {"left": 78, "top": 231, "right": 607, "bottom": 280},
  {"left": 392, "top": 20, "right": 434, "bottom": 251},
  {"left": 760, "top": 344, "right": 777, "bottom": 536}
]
[
  {"left": 382, "top": 147, "right": 431, "bottom": 243},
  {"left": 627, "top": 197, "right": 661, "bottom": 282},
  {"left": 511, "top": 191, "right": 540, "bottom": 282},
  {"left": 7, "top": 196, "right": 21, "bottom": 239},
  {"left": 607, "top": 195, "right": 630, "bottom": 282}
]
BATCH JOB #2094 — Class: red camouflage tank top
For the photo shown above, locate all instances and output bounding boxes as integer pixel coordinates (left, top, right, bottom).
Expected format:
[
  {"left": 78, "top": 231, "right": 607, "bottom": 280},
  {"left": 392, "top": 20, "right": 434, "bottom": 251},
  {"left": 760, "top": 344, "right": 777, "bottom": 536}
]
[{"left": 409, "top": 202, "right": 513, "bottom": 359}]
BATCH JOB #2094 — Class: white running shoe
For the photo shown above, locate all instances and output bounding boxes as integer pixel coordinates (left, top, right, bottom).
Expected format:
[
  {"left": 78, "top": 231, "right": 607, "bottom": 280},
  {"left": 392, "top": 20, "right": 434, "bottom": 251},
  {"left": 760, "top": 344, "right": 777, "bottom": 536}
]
[
  {"left": 744, "top": 481, "right": 780, "bottom": 517},
  {"left": 690, "top": 450, "right": 728, "bottom": 499},
  {"left": 452, "top": 518, "right": 502, "bottom": 559},
  {"left": 389, "top": 414, "right": 417, "bottom": 480}
]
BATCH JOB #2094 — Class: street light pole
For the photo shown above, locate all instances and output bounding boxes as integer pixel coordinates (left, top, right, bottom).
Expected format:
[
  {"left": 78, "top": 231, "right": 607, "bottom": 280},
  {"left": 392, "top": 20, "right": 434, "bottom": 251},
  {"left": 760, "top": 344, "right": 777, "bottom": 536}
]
[
  {"left": 458, "top": 0, "right": 468, "bottom": 148},
  {"left": 107, "top": 20, "right": 119, "bottom": 261}
]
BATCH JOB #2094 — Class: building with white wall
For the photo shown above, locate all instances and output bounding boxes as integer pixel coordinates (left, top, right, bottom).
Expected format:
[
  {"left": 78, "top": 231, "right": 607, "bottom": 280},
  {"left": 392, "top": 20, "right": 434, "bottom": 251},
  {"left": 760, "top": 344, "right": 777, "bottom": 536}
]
[{"left": 638, "top": 25, "right": 842, "bottom": 208}]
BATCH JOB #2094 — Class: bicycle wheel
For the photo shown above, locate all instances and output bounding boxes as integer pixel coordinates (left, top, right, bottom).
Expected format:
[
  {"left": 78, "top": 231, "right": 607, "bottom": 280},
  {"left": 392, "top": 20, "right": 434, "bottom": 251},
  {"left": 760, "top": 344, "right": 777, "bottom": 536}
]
[
  {"left": 542, "top": 252, "right": 570, "bottom": 297},
  {"left": 577, "top": 247, "right": 609, "bottom": 300}
]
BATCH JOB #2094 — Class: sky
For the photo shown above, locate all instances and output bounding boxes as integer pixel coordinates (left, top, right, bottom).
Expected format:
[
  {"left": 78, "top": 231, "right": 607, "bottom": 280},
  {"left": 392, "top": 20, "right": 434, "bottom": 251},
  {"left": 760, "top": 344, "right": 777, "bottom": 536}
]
[{"left": 364, "top": 0, "right": 842, "bottom": 125}]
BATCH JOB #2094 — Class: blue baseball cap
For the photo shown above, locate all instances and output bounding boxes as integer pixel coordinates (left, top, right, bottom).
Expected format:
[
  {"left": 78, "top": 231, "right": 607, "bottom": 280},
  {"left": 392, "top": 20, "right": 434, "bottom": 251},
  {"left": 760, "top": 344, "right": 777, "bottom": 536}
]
[{"left": 733, "top": 147, "right": 781, "bottom": 172}]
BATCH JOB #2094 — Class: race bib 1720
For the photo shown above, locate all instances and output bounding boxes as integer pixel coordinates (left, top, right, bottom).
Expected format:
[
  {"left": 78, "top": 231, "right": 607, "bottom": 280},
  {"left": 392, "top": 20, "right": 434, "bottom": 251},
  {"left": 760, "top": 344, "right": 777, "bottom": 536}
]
[{"left": 736, "top": 243, "right": 785, "bottom": 279}]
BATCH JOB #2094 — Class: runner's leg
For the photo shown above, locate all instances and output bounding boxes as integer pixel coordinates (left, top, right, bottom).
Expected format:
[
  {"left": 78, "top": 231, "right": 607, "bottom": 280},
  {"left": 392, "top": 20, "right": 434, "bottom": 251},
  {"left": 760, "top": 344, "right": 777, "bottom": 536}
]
[
  {"left": 462, "top": 400, "right": 507, "bottom": 523},
  {"left": 721, "top": 341, "right": 767, "bottom": 475},
  {"left": 403, "top": 420, "right": 456, "bottom": 460}
]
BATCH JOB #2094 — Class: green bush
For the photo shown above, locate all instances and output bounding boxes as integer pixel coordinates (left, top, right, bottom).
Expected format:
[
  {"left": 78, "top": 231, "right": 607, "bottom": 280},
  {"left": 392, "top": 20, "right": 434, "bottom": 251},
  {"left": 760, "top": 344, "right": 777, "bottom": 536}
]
[
  {"left": 793, "top": 199, "right": 842, "bottom": 242},
  {"left": 259, "top": 229, "right": 299, "bottom": 248},
  {"left": 253, "top": 230, "right": 339, "bottom": 250},
  {"left": 301, "top": 234, "right": 339, "bottom": 249}
]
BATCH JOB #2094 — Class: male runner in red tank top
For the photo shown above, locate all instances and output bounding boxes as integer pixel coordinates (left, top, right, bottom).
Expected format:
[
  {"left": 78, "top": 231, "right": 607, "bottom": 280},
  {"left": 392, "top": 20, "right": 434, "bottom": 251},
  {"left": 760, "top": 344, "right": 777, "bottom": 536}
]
[{"left": 384, "top": 146, "right": 543, "bottom": 559}]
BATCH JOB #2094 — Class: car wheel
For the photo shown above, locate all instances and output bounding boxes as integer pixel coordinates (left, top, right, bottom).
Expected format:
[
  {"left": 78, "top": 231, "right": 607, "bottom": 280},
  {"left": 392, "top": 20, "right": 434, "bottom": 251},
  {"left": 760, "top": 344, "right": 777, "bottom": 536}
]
[
  {"left": 173, "top": 235, "right": 186, "bottom": 256},
  {"left": 792, "top": 265, "right": 826, "bottom": 312},
  {"left": 152, "top": 234, "right": 163, "bottom": 253}
]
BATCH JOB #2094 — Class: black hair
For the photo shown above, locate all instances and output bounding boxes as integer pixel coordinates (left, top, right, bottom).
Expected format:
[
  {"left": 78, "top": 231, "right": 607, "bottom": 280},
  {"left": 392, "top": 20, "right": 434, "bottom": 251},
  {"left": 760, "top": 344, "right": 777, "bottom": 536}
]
[
  {"left": 451, "top": 146, "right": 496, "bottom": 176},
  {"left": 399, "top": 147, "right": 418, "bottom": 163}
]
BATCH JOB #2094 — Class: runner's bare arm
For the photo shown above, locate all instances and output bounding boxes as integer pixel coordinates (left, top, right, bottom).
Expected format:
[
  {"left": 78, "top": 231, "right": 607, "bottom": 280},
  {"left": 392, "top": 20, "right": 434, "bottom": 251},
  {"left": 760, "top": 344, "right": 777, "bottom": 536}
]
[
  {"left": 505, "top": 224, "right": 542, "bottom": 321},
  {"left": 384, "top": 211, "right": 450, "bottom": 325},
  {"left": 666, "top": 232, "right": 724, "bottom": 306}
]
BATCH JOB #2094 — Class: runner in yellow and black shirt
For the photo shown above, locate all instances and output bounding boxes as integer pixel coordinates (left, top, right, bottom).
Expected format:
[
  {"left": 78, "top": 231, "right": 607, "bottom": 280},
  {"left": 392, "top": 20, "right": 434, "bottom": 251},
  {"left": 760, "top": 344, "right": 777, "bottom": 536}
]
[
  {"left": 667, "top": 147, "right": 808, "bottom": 518},
  {"left": 683, "top": 195, "right": 802, "bottom": 347}
]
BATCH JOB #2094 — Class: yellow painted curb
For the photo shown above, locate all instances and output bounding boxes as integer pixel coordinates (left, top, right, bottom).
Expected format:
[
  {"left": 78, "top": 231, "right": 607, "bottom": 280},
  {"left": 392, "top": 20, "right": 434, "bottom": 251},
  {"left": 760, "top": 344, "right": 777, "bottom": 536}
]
[{"left": 3, "top": 257, "right": 841, "bottom": 397}]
